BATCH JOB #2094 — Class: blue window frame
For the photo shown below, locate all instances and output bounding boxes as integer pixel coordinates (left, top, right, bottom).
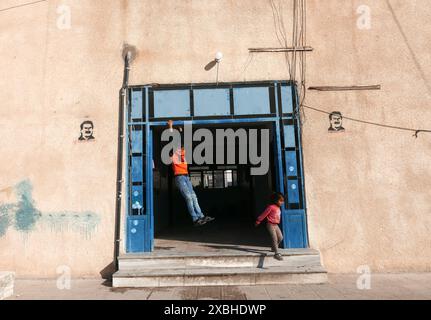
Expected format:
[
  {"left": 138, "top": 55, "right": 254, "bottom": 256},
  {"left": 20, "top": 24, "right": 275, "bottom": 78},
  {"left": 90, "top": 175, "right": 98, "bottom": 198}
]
[{"left": 126, "top": 81, "right": 309, "bottom": 252}]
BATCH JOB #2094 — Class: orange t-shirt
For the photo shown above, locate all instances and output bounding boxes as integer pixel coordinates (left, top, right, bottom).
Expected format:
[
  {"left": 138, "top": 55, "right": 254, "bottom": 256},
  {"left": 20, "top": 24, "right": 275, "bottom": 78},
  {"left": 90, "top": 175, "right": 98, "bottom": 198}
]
[{"left": 171, "top": 148, "right": 189, "bottom": 176}]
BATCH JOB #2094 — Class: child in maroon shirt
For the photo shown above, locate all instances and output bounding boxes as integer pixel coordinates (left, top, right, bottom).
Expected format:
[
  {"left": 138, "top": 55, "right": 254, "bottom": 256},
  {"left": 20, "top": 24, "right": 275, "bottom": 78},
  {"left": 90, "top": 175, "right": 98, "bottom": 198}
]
[{"left": 255, "top": 192, "right": 285, "bottom": 261}]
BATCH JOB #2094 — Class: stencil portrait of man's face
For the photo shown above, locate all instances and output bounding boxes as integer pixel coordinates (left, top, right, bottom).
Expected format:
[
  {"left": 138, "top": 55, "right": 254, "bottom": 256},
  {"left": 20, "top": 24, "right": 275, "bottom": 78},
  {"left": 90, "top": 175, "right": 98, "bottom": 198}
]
[
  {"left": 329, "top": 112, "right": 345, "bottom": 132},
  {"left": 79, "top": 121, "right": 95, "bottom": 141}
]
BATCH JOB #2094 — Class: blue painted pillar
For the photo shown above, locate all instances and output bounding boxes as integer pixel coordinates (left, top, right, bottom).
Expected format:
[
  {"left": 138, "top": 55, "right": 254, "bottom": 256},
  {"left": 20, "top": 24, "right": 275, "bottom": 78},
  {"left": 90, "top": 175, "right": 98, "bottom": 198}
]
[
  {"left": 126, "top": 88, "right": 153, "bottom": 253},
  {"left": 278, "top": 84, "right": 309, "bottom": 249}
]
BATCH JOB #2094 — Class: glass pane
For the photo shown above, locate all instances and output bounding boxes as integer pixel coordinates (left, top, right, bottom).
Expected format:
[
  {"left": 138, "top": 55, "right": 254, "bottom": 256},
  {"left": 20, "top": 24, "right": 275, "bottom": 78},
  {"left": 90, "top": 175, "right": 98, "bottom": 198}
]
[
  {"left": 214, "top": 171, "right": 224, "bottom": 189},
  {"left": 194, "top": 88, "right": 231, "bottom": 116},
  {"left": 203, "top": 171, "right": 213, "bottom": 188},
  {"left": 153, "top": 89, "right": 190, "bottom": 118},
  {"left": 224, "top": 170, "right": 233, "bottom": 187},
  {"left": 190, "top": 172, "right": 202, "bottom": 187},
  {"left": 232, "top": 170, "right": 238, "bottom": 186},
  {"left": 233, "top": 87, "right": 271, "bottom": 115}
]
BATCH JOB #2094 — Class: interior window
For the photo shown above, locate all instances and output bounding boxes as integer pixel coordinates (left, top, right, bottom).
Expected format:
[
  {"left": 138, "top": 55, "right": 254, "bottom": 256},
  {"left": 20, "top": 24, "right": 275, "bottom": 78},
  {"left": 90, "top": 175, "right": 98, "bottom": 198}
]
[
  {"left": 203, "top": 171, "right": 213, "bottom": 188},
  {"left": 213, "top": 171, "right": 224, "bottom": 189},
  {"left": 194, "top": 170, "right": 238, "bottom": 189},
  {"left": 190, "top": 172, "right": 202, "bottom": 187}
]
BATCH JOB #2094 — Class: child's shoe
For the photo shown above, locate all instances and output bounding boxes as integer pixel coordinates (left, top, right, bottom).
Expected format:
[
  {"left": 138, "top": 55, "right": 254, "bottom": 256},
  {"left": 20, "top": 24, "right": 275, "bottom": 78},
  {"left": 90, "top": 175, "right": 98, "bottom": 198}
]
[
  {"left": 203, "top": 216, "right": 215, "bottom": 223},
  {"left": 274, "top": 253, "right": 284, "bottom": 261},
  {"left": 193, "top": 219, "right": 207, "bottom": 227}
]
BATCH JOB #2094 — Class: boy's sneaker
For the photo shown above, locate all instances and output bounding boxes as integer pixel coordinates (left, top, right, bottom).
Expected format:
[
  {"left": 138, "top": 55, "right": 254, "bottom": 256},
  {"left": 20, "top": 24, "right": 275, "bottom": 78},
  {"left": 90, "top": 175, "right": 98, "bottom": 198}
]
[
  {"left": 194, "top": 219, "right": 207, "bottom": 227},
  {"left": 274, "top": 253, "right": 284, "bottom": 261},
  {"left": 203, "top": 216, "right": 215, "bottom": 223}
]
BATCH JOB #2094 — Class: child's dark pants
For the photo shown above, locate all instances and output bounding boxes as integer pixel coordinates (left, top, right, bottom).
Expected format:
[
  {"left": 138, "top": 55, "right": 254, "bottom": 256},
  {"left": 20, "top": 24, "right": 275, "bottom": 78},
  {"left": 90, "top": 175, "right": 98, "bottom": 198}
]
[{"left": 266, "top": 223, "right": 283, "bottom": 253}]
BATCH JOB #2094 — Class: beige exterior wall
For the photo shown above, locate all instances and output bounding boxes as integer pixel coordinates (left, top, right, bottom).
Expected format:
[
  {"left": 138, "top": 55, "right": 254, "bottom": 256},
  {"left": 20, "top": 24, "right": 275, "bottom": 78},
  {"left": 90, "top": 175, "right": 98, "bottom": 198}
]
[{"left": 0, "top": 0, "right": 430, "bottom": 277}]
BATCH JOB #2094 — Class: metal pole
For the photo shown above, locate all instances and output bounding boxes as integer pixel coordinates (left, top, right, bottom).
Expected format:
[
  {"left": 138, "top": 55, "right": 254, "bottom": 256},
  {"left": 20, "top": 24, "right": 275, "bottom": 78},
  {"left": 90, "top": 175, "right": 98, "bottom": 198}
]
[
  {"left": 216, "top": 62, "right": 220, "bottom": 85},
  {"left": 113, "top": 53, "right": 131, "bottom": 272}
]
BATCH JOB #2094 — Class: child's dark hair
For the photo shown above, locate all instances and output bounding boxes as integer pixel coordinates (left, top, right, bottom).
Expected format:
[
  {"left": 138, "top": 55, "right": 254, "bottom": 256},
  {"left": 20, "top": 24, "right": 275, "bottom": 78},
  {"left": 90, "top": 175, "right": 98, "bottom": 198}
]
[{"left": 270, "top": 192, "right": 285, "bottom": 204}]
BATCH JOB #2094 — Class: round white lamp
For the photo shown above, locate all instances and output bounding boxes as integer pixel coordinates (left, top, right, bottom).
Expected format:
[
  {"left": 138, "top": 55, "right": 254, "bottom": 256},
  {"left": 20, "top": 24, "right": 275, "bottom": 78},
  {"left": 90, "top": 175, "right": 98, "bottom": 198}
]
[{"left": 215, "top": 51, "right": 223, "bottom": 63}]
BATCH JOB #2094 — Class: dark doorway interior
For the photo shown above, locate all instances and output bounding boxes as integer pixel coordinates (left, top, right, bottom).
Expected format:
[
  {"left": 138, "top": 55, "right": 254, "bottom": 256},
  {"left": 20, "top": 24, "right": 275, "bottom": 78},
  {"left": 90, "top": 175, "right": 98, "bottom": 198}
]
[{"left": 151, "top": 122, "right": 276, "bottom": 251}]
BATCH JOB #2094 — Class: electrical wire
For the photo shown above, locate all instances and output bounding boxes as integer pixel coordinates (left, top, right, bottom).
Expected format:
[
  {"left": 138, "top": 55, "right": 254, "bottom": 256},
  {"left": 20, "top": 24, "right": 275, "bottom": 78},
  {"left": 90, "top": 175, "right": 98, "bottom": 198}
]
[
  {"left": 291, "top": 0, "right": 299, "bottom": 82},
  {"left": 270, "top": 0, "right": 292, "bottom": 80},
  {"left": 0, "top": 0, "right": 46, "bottom": 13},
  {"left": 386, "top": 0, "right": 431, "bottom": 97},
  {"left": 270, "top": 0, "right": 285, "bottom": 45},
  {"left": 294, "top": 1, "right": 429, "bottom": 138},
  {"left": 297, "top": 0, "right": 307, "bottom": 124},
  {"left": 277, "top": 0, "right": 293, "bottom": 80},
  {"left": 240, "top": 52, "right": 255, "bottom": 81},
  {"left": 302, "top": 104, "right": 431, "bottom": 138},
  {"left": 286, "top": 0, "right": 308, "bottom": 125}
]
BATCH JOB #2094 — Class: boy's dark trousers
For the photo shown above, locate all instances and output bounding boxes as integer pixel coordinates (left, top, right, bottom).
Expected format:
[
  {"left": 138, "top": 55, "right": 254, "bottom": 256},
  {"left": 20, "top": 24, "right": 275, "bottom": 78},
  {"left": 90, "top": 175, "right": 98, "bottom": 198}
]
[{"left": 266, "top": 223, "right": 283, "bottom": 253}]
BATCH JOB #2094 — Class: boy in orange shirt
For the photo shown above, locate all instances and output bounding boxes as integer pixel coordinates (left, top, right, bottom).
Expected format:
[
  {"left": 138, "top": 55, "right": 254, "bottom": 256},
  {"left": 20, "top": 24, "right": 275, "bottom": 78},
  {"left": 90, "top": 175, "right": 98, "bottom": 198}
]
[{"left": 168, "top": 120, "right": 215, "bottom": 227}]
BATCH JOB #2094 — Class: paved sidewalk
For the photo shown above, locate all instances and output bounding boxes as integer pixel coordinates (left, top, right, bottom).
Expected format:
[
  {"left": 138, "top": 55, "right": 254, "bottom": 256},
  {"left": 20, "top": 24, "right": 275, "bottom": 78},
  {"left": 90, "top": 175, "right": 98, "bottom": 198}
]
[{"left": 5, "top": 274, "right": 431, "bottom": 300}]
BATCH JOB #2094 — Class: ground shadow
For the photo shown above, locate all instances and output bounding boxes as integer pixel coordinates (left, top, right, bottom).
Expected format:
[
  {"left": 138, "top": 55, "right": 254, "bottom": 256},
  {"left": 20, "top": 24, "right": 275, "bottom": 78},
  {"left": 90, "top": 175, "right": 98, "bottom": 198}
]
[
  {"left": 155, "top": 218, "right": 271, "bottom": 248},
  {"left": 201, "top": 245, "right": 270, "bottom": 269},
  {"left": 100, "top": 262, "right": 116, "bottom": 280},
  {"left": 101, "top": 279, "right": 113, "bottom": 288},
  {"left": 203, "top": 244, "right": 269, "bottom": 254}
]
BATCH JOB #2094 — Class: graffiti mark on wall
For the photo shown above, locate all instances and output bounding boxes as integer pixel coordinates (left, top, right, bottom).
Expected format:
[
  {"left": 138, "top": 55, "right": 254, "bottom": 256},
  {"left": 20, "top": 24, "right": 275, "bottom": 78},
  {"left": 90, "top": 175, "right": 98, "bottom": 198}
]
[
  {"left": 14, "top": 181, "right": 42, "bottom": 232},
  {"left": 43, "top": 211, "right": 100, "bottom": 240},
  {"left": 78, "top": 121, "right": 95, "bottom": 141},
  {"left": 0, "top": 204, "right": 14, "bottom": 237},
  {"left": 0, "top": 180, "right": 100, "bottom": 239},
  {"left": 0, "top": 180, "right": 40, "bottom": 236},
  {"left": 329, "top": 111, "right": 345, "bottom": 133}
]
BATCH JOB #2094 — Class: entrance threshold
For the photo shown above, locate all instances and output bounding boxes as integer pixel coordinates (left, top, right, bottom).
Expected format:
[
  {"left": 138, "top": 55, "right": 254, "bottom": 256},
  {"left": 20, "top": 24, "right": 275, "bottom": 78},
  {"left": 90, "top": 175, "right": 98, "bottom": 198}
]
[{"left": 113, "top": 246, "right": 327, "bottom": 287}]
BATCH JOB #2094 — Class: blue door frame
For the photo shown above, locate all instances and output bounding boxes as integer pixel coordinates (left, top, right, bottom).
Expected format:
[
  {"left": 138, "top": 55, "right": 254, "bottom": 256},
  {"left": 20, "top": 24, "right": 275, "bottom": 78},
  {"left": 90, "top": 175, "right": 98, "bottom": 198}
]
[{"left": 125, "top": 81, "right": 309, "bottom": 253}]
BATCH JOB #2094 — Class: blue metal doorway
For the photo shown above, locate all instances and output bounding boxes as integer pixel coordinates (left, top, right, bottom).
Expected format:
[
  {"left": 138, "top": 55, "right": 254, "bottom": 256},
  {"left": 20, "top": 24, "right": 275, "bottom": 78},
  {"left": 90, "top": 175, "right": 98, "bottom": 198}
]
[{"left": 125, "top": 81, "right": 309, "bottom": 253}]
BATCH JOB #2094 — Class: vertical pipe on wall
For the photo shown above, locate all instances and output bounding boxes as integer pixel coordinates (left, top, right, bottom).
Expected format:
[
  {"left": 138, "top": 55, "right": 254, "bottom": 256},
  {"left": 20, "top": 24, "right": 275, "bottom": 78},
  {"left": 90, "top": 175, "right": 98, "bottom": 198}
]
[{"left": 113, "top": 53, "right": 131, "bottom": 272}]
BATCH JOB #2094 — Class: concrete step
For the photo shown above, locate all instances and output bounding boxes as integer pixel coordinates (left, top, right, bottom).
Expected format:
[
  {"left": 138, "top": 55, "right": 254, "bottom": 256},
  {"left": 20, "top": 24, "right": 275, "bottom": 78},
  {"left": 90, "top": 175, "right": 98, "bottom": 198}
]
[
  {"left": 0, "top": 272, "right": 15, "bottom": 300},
  {"left": 118, "top": 248, "right": 322, "bottom": 270},
  {"left": 113, "top": 265, "right": 328, "bottom": 288},
  {"left": 113, "top": 249, "right": 327, "bottom": 288}
]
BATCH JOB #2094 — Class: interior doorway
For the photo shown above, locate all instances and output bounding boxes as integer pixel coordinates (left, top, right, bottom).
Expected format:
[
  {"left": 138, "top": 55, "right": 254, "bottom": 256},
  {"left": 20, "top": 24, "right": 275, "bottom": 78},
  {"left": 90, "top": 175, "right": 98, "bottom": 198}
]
[
  {"left": 151, "top": 122, "right": 275, "bottom": 251},
  {"left": 125, "top": 81, "right": 309, "bottom": 253}
]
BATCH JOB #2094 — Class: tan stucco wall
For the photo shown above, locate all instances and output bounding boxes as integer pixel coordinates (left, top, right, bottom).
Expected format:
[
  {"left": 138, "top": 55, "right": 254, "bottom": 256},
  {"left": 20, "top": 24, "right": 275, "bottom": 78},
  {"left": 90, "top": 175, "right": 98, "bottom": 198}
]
[{"left": 0, "top": 0, "right": 430, "bottom": 277}]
